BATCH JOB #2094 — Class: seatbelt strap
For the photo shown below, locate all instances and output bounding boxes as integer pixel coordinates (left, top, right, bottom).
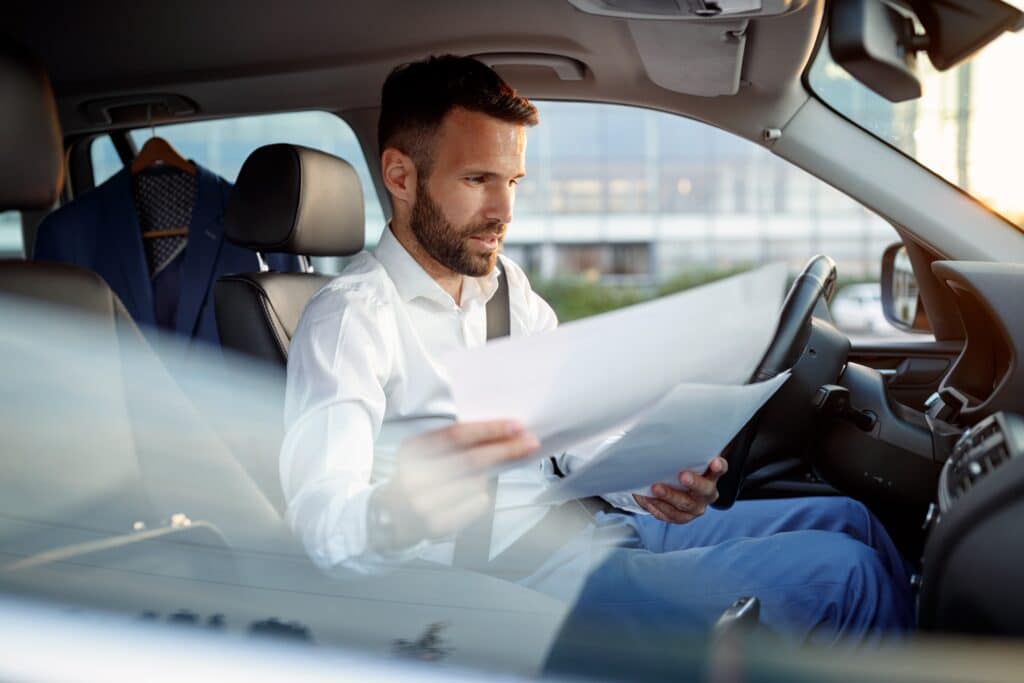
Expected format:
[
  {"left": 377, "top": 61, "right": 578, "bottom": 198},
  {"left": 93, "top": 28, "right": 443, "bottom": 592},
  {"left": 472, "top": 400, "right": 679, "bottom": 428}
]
[
  {"left": 453, "top": 260, "right": 617, "bottom": 577},
  {"left": 485, "top": 259, "right": 510, "bottom": 341},
  {"left": 452, "top": 259, "right": 508, "bottom": 569}
]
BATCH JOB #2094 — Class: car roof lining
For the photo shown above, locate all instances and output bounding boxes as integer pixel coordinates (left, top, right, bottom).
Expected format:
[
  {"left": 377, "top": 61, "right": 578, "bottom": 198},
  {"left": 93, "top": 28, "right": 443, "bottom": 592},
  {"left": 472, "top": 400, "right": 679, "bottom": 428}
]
[{"left": 4, "top": 0, "right": 820, "bottom": 144}]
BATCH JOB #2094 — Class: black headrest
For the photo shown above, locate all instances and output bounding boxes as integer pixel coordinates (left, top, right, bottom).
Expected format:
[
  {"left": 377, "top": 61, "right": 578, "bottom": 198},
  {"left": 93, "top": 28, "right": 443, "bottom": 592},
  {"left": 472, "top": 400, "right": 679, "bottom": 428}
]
[
  {"left": 0, "top": 46, "right": 64, "bottom": 210},
  {"left": 225, "top": 144, "right": 365, "bottom": 256}
]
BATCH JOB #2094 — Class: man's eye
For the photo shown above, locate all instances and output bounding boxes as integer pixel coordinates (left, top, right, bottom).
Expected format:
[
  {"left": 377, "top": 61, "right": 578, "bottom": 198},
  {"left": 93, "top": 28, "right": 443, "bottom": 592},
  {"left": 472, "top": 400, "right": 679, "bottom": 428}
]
[
  {"left": 510, "top": 178, "right": 520, "bottom": 187},
  {"left": 466, "top": 176, "right": 485, "bottom": 184}
]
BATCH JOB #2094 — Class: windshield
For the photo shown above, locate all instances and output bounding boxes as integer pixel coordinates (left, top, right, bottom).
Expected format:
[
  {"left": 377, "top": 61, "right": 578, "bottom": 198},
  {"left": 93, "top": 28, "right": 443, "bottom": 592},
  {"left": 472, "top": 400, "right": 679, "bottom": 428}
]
[{"left": 807, "top": 26, "right": 1024, "bottom": 230}]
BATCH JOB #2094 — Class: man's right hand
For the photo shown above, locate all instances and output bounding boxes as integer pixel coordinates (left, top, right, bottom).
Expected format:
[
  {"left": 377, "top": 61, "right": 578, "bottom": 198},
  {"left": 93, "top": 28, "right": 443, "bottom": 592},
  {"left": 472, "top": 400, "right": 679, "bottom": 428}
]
[{"left": 369, "top": 420, "right": 539, "bottom": 552}]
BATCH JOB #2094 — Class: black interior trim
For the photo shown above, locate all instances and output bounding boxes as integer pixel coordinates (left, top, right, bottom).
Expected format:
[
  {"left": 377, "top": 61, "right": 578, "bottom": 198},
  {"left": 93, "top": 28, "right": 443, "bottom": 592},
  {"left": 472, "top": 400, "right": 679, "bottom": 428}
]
[
  {"left": 900, "top": 231, "right": 964, "bottom": 342},
  {"left": 110, "top": 129, "right": 137, "bottom": 167},
  {"left": 66, "top": 133, "right": 94, "bottom": 198}
]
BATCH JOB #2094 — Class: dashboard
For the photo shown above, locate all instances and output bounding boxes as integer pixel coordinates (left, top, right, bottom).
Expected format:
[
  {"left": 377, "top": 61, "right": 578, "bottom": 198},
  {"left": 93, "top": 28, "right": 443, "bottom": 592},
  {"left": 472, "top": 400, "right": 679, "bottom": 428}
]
[
  {"left": 915, "top": 262, "right": 1024, "bottom": 635},
  {"left": 929, "top": 261, "right": 1024, "bottom": 423},
  {"left": 810, "top": 259, "right": 1024, "bottom": 635}
]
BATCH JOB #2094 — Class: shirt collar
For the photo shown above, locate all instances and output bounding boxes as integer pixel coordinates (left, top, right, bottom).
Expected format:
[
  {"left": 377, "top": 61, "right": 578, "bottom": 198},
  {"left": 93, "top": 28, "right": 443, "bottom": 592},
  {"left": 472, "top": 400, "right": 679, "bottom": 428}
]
[{"left": 373, "top": 225, "right": 502, "bottom": 308}]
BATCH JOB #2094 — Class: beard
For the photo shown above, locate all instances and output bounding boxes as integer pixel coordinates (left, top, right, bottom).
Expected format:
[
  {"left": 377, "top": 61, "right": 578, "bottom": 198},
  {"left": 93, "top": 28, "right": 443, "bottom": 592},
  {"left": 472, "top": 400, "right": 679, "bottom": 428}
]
[{"left": 409, "top": 186, "right": 505, "bottom": 277}]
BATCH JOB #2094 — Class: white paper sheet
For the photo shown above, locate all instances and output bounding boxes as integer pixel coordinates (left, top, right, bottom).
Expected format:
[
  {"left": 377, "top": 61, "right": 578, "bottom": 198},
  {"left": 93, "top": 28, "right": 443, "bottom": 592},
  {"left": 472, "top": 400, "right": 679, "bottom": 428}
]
[
  {"left": 534, "top": 372, "right": 791, "bottom": 505},
  {"left": 441, "top": 263, "right": 788, "bottom": 459}
]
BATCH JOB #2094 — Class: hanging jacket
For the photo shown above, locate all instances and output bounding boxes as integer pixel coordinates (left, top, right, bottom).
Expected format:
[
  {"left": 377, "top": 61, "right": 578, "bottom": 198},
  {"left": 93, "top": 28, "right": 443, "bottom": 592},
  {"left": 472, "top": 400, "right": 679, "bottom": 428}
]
[{"left": 33, "top": 162, "right": 298, "bottom": 349}]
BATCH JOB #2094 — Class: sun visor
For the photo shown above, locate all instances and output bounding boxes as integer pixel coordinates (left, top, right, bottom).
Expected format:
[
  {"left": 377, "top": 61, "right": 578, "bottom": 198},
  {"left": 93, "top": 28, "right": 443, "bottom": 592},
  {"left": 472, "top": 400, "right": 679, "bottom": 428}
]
[{"left": 629, "top": 19, "right": 748, "bottom": 96}]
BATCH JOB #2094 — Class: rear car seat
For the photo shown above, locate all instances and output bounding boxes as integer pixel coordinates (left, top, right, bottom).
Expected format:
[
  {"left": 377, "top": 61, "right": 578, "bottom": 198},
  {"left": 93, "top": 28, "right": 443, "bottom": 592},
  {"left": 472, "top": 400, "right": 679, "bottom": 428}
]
[
  {"left": 0, "top": 46, "right": 154, "bottom": 535},
  {"left": 0, "top": 46, "right": 289, "bottom": 549}
]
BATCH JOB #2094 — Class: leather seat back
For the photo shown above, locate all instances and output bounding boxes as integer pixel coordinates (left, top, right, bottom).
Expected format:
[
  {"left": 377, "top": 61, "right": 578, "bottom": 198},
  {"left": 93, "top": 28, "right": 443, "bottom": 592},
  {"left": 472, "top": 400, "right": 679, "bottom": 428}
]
[
  {"left": 216, "top": 271, "right": 332, "bottom": 367},
  {"left": 0, "top": 49, "right": 289, "bottom": 544},
  {"left": 0, "top": 259, "right": 140, "bottom": 327},
  {"left": 216, "top": 143, "right": 365, "bottom": 366},
  {"left": 0, "top": 261, "right": 155, "bottom": 534},
  {"left": 0, "top": 45, "right": 63, "bottom": 209},
  {"left": 0, "top": 47, "right": 155, "bottom": 536}
]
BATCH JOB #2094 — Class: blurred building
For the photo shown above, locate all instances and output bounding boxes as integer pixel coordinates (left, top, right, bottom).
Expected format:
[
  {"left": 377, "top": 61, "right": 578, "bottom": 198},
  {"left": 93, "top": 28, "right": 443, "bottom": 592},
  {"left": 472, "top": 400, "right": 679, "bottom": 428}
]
[{"left": 504, "top": 101, "right": 898, "bottom": 286}]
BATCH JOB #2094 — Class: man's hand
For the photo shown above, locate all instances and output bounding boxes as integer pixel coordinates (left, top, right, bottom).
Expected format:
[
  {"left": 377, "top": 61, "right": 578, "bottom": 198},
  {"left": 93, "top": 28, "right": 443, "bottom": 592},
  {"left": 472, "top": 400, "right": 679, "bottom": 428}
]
[
  {"left": 370, "top": 420, "right": 539, "bottom": 551},
  {"left": 632, "top": 456, "right": 729, "bottom": 525}
]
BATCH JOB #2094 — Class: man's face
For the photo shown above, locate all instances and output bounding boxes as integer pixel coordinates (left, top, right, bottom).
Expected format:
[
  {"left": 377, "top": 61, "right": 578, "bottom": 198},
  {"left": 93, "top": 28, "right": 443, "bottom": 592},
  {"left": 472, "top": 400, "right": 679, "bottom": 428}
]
[{"left": 409, "top": 107, "right": 527, "bottom": 277}]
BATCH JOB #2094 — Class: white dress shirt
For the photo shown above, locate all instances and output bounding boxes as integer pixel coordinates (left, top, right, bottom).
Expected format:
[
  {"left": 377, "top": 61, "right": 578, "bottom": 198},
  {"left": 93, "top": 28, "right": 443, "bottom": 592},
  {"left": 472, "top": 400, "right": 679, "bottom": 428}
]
[{"left": 281, "top": 226, "right": 642, "bottom": 572}]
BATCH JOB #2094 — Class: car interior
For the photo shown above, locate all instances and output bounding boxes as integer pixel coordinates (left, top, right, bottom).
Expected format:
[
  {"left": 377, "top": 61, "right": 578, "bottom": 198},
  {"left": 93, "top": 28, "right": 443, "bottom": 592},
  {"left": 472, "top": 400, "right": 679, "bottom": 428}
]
[{"left": 2, "top": 0, "right": 1024, "bottom": 676}]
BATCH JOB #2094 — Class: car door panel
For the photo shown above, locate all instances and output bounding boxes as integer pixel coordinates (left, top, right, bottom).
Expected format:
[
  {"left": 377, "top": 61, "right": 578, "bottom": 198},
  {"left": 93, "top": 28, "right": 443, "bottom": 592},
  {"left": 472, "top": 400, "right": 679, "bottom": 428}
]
[{"left": 848, "top": 339, "right": 963, "bottom": 409}]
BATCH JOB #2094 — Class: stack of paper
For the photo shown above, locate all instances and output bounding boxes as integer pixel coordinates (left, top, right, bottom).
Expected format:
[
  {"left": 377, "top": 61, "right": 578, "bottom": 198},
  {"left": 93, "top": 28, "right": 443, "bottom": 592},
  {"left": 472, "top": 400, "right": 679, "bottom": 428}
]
[{"left": 440, "top": 264, "right": 791, "bottom": 501}]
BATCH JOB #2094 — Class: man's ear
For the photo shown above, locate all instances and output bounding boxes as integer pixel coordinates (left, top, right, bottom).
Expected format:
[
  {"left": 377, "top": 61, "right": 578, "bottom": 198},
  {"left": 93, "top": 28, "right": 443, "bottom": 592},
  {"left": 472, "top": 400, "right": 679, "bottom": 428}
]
[{"left": 381, "top": 147, "right": 417, "bottom": 210}]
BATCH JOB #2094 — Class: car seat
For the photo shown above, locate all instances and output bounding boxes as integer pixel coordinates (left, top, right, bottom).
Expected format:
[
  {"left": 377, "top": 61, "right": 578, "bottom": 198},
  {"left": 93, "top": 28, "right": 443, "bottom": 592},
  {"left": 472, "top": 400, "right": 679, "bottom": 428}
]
[{"left": 214, "top": 143, "right": 365, "bottom": 369}]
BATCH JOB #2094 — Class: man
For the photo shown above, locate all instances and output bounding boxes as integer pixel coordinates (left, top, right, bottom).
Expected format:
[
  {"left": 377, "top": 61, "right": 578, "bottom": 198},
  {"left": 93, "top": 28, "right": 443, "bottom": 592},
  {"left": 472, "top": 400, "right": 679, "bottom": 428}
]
[{"left": 281, "top": 55, "right": 913, "bottom": 649}]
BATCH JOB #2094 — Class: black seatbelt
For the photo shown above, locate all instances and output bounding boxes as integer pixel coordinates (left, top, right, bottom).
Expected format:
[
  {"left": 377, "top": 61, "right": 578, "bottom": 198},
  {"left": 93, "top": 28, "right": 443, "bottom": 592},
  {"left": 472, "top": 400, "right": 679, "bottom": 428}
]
[
  {"left": 484, "top": 259, "right": 511, "bottom": 342},
  {"left": 452, "top": 260, "right": 508, "bottom": 569}
]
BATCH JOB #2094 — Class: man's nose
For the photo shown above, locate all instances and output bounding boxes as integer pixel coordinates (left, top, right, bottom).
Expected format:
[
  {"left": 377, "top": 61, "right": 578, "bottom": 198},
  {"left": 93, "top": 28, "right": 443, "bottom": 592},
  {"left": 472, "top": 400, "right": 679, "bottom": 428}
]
[{"left": 485, "top": 185, "right": 515, "bottom": 225}]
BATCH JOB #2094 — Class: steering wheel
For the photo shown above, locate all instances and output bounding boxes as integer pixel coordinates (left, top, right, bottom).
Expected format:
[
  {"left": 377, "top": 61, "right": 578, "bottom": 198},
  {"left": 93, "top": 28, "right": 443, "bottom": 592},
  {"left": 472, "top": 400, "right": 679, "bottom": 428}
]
[{"left": 712, "top": 254, "right": 838, "bottom": 510}]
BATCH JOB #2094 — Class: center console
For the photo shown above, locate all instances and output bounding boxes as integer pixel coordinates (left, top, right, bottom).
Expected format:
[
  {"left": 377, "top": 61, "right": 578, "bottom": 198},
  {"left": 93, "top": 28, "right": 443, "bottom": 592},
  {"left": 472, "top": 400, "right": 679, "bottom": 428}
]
[
  {"left": 936, "top": 412, "right": 1024, "bottom": 514},
  {"left": 918, "top": 411, "right": 1024, "bottom": 634}
]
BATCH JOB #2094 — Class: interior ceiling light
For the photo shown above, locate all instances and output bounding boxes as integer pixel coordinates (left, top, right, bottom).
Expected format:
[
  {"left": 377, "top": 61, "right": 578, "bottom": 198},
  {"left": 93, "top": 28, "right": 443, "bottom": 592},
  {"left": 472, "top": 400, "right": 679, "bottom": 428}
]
[{"left": 566, "top": 0, "right": 804, "bottom": 20}]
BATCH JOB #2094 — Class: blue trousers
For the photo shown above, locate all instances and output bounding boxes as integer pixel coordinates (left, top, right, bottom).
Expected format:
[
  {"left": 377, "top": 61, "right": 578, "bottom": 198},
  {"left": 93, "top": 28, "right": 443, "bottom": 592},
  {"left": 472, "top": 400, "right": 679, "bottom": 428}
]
[{"left": 530, "top": 496, "right": 914, "bottom": 662}]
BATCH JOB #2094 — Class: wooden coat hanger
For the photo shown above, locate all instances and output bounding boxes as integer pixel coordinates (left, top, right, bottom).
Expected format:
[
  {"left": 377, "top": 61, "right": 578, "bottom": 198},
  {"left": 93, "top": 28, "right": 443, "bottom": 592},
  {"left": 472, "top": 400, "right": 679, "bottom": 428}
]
[
  {"left": 132, "top": 104, "right": 196, "bottom": 240},
  {"left": 131, "top": 137, "right": 196, "bottom": 177}
]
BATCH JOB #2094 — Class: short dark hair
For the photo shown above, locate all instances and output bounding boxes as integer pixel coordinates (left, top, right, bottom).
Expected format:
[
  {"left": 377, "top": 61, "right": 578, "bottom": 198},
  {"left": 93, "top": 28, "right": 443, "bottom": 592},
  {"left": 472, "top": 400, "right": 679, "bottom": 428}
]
[{"left": 378, "top": 55, "right": 539, "bottom": 176}]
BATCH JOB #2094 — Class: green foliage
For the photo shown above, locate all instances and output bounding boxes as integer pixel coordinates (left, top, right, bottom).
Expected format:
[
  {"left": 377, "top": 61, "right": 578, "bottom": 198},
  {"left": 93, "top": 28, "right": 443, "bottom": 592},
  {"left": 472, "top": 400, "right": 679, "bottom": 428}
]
[
  {"left": 530, "top": 264, "right": 884, "bottom": 324},
  {"left": 530, "top": 278, "right": 646, "bottom": 322},
  {"left": 532, "top": 264, "right": 757, "bottom": 323},
  {"left": 655, "top": 264, "right": 753, "bottom": 298},
  {"left": 834, "top": 274, "right": 880, "bottom": 292}
]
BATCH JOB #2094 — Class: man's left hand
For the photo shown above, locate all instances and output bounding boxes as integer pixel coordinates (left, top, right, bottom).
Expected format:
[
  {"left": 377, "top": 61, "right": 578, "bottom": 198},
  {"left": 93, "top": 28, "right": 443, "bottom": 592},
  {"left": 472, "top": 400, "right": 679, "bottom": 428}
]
[{"left": 632, "top": 457, "right": 728, "bottom": 524}]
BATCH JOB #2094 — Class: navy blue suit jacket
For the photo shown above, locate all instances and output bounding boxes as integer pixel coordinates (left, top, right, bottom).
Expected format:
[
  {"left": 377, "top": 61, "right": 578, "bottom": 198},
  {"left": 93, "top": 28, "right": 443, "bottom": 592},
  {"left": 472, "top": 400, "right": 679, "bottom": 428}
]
[{"left": 33, "top": 163, "right": 296, "bottom": 349}]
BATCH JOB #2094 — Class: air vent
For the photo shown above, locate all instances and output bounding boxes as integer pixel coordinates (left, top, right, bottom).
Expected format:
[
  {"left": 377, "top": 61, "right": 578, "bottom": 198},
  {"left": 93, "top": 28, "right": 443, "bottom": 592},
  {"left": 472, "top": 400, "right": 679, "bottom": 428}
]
[{"left": 938, "top": 411, "right": 1024, "bottom": 514}]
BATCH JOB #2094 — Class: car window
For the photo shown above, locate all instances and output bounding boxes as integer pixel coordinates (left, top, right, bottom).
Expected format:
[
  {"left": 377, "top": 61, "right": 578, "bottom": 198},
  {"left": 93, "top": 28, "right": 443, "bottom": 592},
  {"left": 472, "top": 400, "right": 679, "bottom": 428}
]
[
  {"left": 90, "top": 111, "right": 385, "bottom": 273},
  {"left": 0, "top": 212, "right": 22, "bottom": 259},
  {"left": 90, "top": 134, "right": 122, "bottom": 190},
  {"left": 512, "top": 101, "right": 915, "bottom": 340}
]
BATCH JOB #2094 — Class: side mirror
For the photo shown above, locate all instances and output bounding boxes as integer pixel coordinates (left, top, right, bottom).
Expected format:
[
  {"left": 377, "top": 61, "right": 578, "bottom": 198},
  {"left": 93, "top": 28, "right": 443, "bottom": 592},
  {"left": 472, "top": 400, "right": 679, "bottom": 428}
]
[
  {"left": 880, "top": 243, "right": 930, "bottom": 333},
  {"left": 828, "top": 0, "right": 922, "bottom": 102}
]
